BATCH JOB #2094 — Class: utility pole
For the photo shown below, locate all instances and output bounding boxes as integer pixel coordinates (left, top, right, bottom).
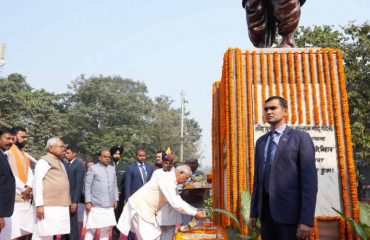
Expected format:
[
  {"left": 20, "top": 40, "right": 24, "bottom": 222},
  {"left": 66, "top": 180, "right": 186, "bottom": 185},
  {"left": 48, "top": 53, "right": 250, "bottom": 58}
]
[
  {"left": 180, "top": 90, "right": 185, "bottom": 162},
  {"left": 0, "top": 43, "right": 6, "bottom": 71}
]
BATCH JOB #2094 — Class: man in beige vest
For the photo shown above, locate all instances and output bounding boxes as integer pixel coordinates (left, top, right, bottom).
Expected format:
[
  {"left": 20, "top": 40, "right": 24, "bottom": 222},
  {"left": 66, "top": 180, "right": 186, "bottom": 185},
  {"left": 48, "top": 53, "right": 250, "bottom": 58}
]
[
  {"left": 117, "top": 165, "right": 205, "bottom": 240},
  {"left": 3, "top": 127, "right": 34, "bottom": 239},
  {"left": 32, "top": 137, "right": 70, "bottom": 240}
]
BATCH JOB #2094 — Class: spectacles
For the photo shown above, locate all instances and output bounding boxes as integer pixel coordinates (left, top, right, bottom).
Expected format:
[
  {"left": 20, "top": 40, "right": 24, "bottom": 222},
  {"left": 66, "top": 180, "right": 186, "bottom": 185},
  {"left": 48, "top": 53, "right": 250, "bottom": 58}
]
[
  {"left": 264, "top": 106, "right": 278, "bottom": 112},
  {"left": 54, "top": 145, "right": 66, "bottom": 149}
]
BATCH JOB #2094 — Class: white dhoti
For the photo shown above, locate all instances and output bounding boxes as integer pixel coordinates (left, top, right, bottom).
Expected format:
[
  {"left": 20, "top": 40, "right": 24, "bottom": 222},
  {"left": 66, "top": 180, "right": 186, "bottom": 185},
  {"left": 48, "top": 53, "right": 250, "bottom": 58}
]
[
  {"left": 83, "top": 207, "right": 116, "bottom": 240},
  {"left": 117, "top": 202, "right": 161, "bottom": 240},
  {"left": 1, "top": 201, "right": 34, "bottom": 239},
  {"left": 32, "top": 206, "right": 70, "bottom": 239},
  {"left": 83, "top": 207, "right": 116, "bottom": 229}
]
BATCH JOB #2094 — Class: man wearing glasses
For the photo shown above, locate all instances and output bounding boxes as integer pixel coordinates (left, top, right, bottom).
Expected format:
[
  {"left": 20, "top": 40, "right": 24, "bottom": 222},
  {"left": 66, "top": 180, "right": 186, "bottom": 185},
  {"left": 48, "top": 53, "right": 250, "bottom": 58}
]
[{"left": 32, "top": 137, "right": 70, "bottom": 239}]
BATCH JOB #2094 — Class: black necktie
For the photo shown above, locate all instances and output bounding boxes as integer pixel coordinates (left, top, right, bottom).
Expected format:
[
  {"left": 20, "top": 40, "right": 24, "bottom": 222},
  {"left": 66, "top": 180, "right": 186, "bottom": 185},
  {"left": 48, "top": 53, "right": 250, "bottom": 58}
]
[{"left": 263, "top": 131, "right": 276, "bottom": 193}]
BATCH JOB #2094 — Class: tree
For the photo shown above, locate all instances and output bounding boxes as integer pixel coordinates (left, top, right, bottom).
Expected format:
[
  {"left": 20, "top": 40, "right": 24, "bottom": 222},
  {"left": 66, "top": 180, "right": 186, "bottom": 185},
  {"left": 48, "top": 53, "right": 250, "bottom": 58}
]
[
  {"left": 0, "top": 73, "right": 67, "bottom": 157},
  {"left": 294, "top": 22, "right": 370, "bottom": 167}
]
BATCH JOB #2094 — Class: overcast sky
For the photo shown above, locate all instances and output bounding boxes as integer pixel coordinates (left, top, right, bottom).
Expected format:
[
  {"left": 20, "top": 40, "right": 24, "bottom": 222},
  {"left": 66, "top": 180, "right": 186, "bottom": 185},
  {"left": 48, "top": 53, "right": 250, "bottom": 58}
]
[{"left": 1, "top": 0, "right": 369, "bottom": 167}]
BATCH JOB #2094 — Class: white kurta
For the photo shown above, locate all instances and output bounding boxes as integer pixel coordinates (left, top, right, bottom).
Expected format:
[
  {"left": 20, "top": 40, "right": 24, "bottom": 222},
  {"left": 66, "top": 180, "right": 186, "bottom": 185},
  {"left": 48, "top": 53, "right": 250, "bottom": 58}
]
[
  {"left": 1, "top": 165, "right": 34, "bottom": 239},
  {"left": 32, "top": 159, "right": 70, "bottom": 238},
  {"left": 117, "top": 171, "right": 197, "bottom": 240}
]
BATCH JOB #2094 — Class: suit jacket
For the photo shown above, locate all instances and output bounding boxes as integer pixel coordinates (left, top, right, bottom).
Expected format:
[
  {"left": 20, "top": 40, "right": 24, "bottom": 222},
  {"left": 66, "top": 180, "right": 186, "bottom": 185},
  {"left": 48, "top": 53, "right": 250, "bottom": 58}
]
[
  {"left": 64, "top": 159, "right": 85, "bottom": 204},
  {"left": 250, "top": 126, "right": 318, "bottom": 226},
  {"left": 0, "top": 150, "right": 16, "bottom": 218},
  {"left": 124, "top": 161, "right": 153, "bottom": 202}
]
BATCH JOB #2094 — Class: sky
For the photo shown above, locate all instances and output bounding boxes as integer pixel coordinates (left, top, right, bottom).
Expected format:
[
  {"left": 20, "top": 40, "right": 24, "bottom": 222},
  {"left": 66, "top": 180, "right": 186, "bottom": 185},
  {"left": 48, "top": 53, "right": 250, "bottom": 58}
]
[{"left": 0, "top": 0, "right": 369, "bottom": 167}]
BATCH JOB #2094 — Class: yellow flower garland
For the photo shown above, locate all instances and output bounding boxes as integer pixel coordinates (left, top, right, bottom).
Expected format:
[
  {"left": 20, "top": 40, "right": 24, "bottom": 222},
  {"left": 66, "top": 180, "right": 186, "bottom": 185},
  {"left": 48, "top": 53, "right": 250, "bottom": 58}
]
[{"left": 246, "top": 51, "right": 255, "bottom": 191}]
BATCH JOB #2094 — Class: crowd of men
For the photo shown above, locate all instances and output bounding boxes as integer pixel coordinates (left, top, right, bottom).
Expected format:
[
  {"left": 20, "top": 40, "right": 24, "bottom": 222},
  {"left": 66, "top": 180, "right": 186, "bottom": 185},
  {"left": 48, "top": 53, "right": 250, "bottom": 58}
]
[{"left": 0, "top": 125, "right": 206, "bottom": 240}]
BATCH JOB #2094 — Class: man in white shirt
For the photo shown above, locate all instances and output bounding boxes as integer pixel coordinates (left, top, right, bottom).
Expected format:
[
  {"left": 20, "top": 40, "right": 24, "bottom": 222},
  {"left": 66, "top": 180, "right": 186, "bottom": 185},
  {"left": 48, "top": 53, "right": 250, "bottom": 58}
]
[
  {"left": 4, "top": 127, "right": 34, "bottom": 240},
  {"left": 117, "top": 164, "right": 205, "bottom": 240},
  {"left": 32, "top": 137, "right": 70, "bottom": 240}
]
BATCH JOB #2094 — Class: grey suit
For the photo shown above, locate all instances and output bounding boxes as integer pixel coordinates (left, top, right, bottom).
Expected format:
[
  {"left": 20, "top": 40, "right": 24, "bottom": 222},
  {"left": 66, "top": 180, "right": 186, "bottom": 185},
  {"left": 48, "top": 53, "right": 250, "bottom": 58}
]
[{"left": 85, "top": 163, "right": 119, "bottom": 207}]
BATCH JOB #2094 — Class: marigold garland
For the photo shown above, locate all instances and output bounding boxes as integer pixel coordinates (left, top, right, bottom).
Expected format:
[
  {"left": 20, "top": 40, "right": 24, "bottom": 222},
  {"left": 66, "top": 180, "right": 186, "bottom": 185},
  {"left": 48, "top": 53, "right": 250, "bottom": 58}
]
[
  {"left": 336, "top": 50, "right": 360, "bottom": 224},
  {"left": 328, "top": 49, "right": 353, "bottom": 239},
  {"left": 301, "top": 52, "right": 311, "bottom": 124},
  {"left": 322, "top": 49, "right": 334, "bottom": 124},
  {"left": 253, "top": 51, "right": 259, "bottom": 124},
  {"left": 280, "top": 52, "right": 289, "bottom": 122},
  {"left": 246, "top": 51, "right": 255, "bottom": 191},
  {"left": 268, "top": 53, "right": 274, "bottom": 97},
  {"left": 260, "top": 53, "right": 267, "bottom": 123},
  {"left": 316, "top": 50, "right": 328, "bottom": 125},
  {"left": 311, "top": 216, "right": 346, "bottom": 240},
  {"left": 287, "top": 52, "right": 297, "bottom": 124},
  {"left": 294, "top": 52, "right": 304, "bottom": 124},
  {"left": 273, "top": 52, "right": 281, "bottom": 96},
  {"left": 174, "top": 226, "right": 229, "bottom": 240},
  {"left": 309, "top": 50, "right": 320, "bottom": 125}
]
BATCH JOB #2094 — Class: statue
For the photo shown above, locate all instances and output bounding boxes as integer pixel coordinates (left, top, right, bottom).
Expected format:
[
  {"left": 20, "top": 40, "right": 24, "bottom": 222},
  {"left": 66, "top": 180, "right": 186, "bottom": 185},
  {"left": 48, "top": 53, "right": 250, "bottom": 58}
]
[{"left": 242, "top": 0, "right": 306, "bottom": 48}]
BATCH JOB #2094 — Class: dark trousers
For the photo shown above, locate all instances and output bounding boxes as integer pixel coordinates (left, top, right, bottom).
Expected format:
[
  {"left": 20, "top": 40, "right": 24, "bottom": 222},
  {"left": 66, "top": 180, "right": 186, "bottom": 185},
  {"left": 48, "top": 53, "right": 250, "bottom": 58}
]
[
  {"left": 112, "top": 195, "right": 125, "bottom": 240},
  {"left": 261, "top": 193, "right": 298, "bottom": 240},
  {"left": 61, "top": 210, "right": 79, "bottom": 240}
]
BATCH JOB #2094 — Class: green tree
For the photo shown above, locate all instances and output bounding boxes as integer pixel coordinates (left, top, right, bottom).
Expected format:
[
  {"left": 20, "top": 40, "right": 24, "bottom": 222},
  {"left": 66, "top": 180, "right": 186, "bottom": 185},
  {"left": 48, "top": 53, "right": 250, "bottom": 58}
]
[
  {"left": 294, "top": 22, "right": 370, "bottom": 168},
  {"left": 0, "top": 73, "right": 67, "bottom": 157}
]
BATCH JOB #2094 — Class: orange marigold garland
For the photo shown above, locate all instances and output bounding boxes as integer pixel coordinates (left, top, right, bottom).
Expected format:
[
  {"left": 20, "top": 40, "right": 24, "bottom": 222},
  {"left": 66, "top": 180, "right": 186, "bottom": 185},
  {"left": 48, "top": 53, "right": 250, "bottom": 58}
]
[
  {"left": 273, "top": 51, "right": 281, "bottom": 96},
  {"left": 260, "top": 52, "right": 267, "bottom": 123},
  {"left": 323, "top": 49, "right": 334, "bottom": 125},
  {"left": 301, "top": 52, "right": 311, "bottom": 124},
  {"left": 287, "top": 52, "right": 297, "bottom": 124},
  {"left": 328, "top": 49, "right": 353, "bottom": 240},
  {"left": 280, "top": 52, "right": 289, "bottom": 122},
  {"left": 253, "top": 51, "right": 259, "bottom": 123},
  {"left": 336, "top": 50, "right": 360, "bottom": 223},
  {"left": 316, "top": 50, "right": 328, "bottom": 125},
  {"left": 224, "top": 49, "right": 231, "bottom": 226},
  {"left": 294, "top": 52, "right": 304, "bottom": 124},
  {"left": 268, "top": 53, "right": 274, "bottom": 97},
  {"left": 309, "top": 49, "right": 320, "bottom": 125},
  {"left": 246, "top": 51, "right": 254, "bottom": 191}
]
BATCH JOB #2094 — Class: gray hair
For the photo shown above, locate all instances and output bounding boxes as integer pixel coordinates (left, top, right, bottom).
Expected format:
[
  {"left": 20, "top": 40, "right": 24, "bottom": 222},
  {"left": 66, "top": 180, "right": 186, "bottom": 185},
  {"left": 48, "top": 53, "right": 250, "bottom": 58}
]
[
  {"left": 175, "top": 164, "right": 192, "bottom": 177},
  {"left": 45, "top": 137, "right": 61, "bottom": 150}
]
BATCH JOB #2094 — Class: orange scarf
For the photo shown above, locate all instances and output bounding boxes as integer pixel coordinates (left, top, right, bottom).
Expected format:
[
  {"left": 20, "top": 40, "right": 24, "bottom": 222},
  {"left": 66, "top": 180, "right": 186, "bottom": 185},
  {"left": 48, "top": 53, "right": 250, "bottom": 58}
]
[{"left": 10, "top": 145, "right": 30, "bottom": 183}]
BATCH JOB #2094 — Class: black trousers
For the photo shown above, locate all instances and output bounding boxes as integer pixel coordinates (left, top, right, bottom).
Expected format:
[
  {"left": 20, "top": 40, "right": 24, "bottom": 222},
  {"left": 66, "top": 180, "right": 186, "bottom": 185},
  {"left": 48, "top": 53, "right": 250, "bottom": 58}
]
[
  {"left": 261, "top": 193, "right": 298, "bottom": 240},
  {"left": 61, "top": 210, "right": 79, "bottom": 240},
  {"left": 112, "top": 195, "right": 124, "bottom": 240}
]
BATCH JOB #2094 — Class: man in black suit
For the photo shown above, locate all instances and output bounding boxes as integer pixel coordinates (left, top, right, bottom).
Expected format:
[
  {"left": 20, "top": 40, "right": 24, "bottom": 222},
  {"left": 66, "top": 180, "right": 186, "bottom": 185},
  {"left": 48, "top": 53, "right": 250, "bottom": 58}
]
[
  {"left": 110, "top": 145, "right": 128, "bottom": 240},
  {"left": 0, "top": 126, "right": 15, "bottom": 235},
  {"left": 124, "top": 148, "right": 154, "bottom": 240},
  {"left": 250, "top": 96, "right": 318, "bottom": 240},
  {"left": 62, "top": 146, "right": 85, "bottom": 240}
]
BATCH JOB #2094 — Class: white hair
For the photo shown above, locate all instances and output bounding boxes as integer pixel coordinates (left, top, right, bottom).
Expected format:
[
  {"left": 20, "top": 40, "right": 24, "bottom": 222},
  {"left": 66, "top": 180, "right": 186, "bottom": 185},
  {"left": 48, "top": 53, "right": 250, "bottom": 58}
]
[
  {"left": 45, "top": 137, "right": 61, "bottom": 150},
  {"left": 175, "top": 164, "right": 192, "bottom": 177}
]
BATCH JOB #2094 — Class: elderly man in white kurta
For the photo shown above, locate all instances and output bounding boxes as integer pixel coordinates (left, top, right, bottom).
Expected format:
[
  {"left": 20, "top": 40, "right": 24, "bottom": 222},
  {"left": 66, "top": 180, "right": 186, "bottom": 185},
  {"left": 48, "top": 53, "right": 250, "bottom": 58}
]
[
  {"left": 117, "top": 165, "right": 205, "bottom": 240},
  {"left": 84, "top": 149, "right": 118, "bottom": 240},
  {"left": 32, "top": 137, "right": 70, "bottom": 240}
]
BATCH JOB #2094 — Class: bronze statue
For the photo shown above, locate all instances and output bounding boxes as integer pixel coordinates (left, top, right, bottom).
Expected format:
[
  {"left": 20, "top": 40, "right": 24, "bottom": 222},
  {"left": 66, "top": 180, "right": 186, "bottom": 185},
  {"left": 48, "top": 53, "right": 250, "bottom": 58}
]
[{"left": 242, "top": 0, "right": 306, "bottom": 48}]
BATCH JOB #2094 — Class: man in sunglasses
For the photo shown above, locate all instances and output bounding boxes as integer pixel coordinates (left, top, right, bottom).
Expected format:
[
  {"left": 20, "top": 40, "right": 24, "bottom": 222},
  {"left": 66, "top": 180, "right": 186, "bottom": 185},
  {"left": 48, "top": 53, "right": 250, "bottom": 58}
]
[{"left": 249, "top": 96, "right": 317, "bottom": 240}]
